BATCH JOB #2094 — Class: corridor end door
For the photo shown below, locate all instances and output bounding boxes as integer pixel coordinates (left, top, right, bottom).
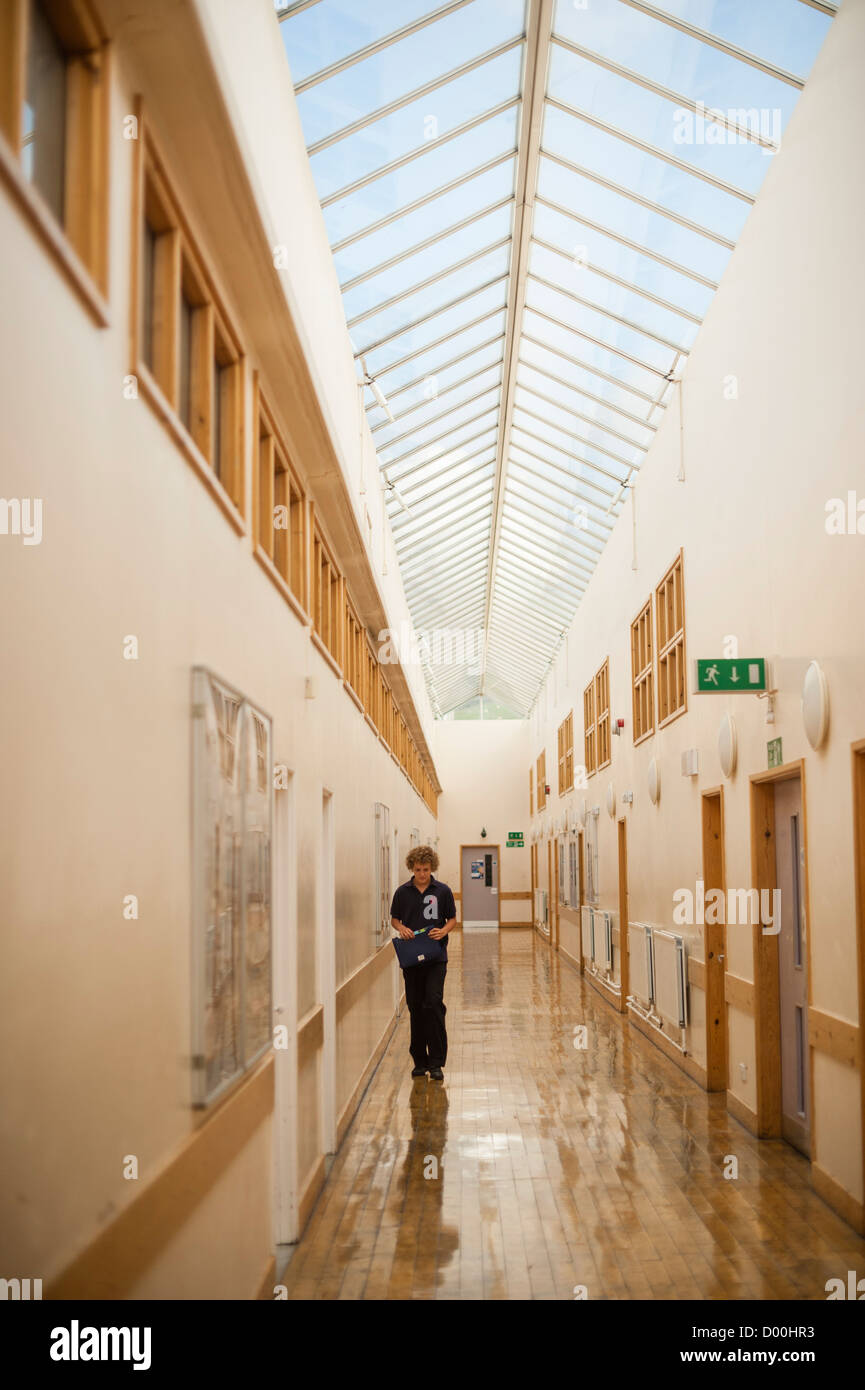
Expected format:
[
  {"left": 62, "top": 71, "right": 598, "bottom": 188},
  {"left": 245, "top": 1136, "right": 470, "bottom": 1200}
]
[
  {"left": 775, "top": 777, "right": 810, "bottom": 1155},
  {"left": 461, "top": 845, "right": 499, "bottom": 929}
]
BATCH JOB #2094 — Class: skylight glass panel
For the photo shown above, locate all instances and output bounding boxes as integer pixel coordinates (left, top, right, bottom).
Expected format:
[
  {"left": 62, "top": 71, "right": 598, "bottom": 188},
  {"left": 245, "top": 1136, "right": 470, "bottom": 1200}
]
[
  {"left": 516, "top": 348, "right": 656, "bottom": 448},
  {"left": 643, "top": 0, "right": 833, "bottom": 79},
  {"left": 391, "top": 443, "right": 497, "bottom": 494},
  {"left": 511, "top": 406, "right": 636, "bottom": 483},
  {"left": 364, "top": 282, "right": 509, "bottom": 376},
  {"left": 331, "top": 155, "right": 516, "bottom": 281},
  {"left": 524, "top": 275, "right": 678, "bottom": 377},
  {"left": 372, "top": 365, "right": 503, "bottom": 446},
  {"left": 377, "top": 385, "right": 502, "bottom": 463},
  {"left": 350, "top": 245, "right": 511, "bottom": 354},
  {"left": 527, "top": 240, "right": 698, "bottom": 352},
  {"left": 552, "top": 0, "right": 802, "bottom": 128},
  {"left": 376, "top": 339, "right": 505, "bottom": 420},
  {"left": 295, "top": 0, "right": 526, "bottom": 148},
  {"left": 537, "top": 154, "right": 732, "bottom": 285},
  {"left": 522, "top": 307, "right": 663, "bottom": 413},
  {"left": 387, "top": 416, "right": 500, "bottom": 480},
  {"left": 369, "top": 310, "right": 506, "bottom": 394},
  {"left": 546, "top": 45, "right": 774, "bottom": 197},
  {"left": 541, "top": 102, "right": 749, "bottom": 243},
  {"left": 532, "top": 199, "right": 714, "bottom": 320},
  {"left": 343, "top": 203, "right": 513, "bottom": 317},
  {"left": 308, "top": 45, "right": 523, "bottom": 197},
  {"left": 322, "top": 107, "right": 518, "bottom": 245},
  {"left": 283, "top": 0, "right": 450, "bottom": 88}
]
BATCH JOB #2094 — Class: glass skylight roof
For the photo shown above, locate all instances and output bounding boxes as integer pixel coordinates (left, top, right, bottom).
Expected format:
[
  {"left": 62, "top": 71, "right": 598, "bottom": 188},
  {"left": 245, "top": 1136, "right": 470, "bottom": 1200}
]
[{"left": 278, "top": 0, "right": 836, "bottom": 717}]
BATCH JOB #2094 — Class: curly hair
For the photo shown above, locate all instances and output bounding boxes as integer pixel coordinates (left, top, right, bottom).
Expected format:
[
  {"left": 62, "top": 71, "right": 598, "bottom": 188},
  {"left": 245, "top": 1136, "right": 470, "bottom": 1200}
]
[{"left": 406, "top": 845, "right": 439, "bottom": 873}]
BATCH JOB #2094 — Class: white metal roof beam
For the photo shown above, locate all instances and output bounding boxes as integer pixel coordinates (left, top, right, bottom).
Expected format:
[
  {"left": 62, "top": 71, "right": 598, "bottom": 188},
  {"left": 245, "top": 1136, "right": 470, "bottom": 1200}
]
[{"left": 479, "top": 0, "right": 554, "bottom": 699}]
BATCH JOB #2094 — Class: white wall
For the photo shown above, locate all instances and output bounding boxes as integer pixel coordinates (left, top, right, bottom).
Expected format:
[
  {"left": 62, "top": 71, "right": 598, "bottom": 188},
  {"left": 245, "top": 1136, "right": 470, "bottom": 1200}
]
[
  {"left": 434, "top": 721, "right": 533, "bottom": 923},
  {"left": 527, "top": 0, "right": 865, "bottom": 1212}
]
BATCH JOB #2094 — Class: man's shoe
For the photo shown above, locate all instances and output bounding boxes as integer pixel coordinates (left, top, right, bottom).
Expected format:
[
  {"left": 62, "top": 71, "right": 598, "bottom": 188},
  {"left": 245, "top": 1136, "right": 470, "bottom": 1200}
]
[
  {"left": 429, "top": 1067, "right": 444, "bottom": 1081},
  {"left": 411, "top": 1066, "right": 428, "bottom": 1078}
]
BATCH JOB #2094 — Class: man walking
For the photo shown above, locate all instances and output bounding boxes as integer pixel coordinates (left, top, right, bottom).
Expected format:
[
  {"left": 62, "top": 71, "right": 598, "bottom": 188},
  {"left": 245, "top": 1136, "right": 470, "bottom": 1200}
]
[{"left": 391, "top": 846, "right": 456, "bottom": 1081}]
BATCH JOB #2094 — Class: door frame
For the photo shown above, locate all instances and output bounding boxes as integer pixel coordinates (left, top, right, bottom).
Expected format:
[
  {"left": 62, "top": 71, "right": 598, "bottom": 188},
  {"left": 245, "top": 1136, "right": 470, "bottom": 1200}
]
[
  {"left": 701, "top": 786, "right": 728, "bottom": 1092},
  {"left": 577, "top": 829, "right": 585, "bottom": 974},
  {"left": 617, "top": 817, "right": 629, "bottom": 1014},
  {"left": 459, "top": 842, "right": 501, "bottom": 928},
  {"left": 749, "top": 759, "right": 813, "bottom": 1145},
  {"left": 851, "top": 739, "right": 865, "bottom": 1223}
]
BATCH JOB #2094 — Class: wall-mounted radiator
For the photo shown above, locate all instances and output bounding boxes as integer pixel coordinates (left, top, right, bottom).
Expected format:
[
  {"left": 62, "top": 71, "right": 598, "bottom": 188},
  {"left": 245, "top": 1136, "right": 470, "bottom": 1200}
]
[
  {"left": 652, "top": 929, "right": 688, "bottom": 1029},
  {"left": 627, "top": 922, "right": 654, "bottom": 1011}
]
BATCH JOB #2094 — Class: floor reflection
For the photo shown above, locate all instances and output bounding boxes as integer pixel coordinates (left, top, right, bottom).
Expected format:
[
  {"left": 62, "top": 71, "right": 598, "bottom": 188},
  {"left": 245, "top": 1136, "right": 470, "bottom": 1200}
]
[{"left": 278, "top": 929, "right": 865, "bottom": 1300}]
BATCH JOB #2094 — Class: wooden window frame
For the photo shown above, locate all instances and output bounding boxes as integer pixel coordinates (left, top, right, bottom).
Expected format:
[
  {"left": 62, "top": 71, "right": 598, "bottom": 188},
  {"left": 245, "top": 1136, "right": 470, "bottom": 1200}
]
[
  {"left": 558, "top": 711, "right": 574, "bottom": 794},
  {"left": 130, "top": 110, "right": 246, "bottom": 532},
  {"left": 0, "top": 0, "right": 110, "bottom": 322},
  {"left": 584, "top": 680, "right": 596, "bottom": 778},
  {"left": 595, "top": 659, "right": 611, "bottom": 772},
  {"left": 252, "top": 380, "right": 309, "bottom": 622},
  {"left": 529, "top": 766, "right": 533, "bottom": 817},
  {"left": 536, "top": 751, "right": 547, "bottom": 811},
  {"left": 656, "top": 550, "right": 687, "bottom": 728},
  {"left": 630, "top": 596, "right": 655, "bottom": 745},
  {"left": 310, "top": 518, "right": 342, "bottom": 670}
]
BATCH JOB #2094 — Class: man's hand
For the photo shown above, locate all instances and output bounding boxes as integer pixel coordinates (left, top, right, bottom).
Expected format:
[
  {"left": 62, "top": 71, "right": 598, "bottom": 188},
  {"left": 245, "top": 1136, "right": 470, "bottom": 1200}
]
[
  {"left": 428, "top": 927, "right": 446, "bottom": 940},
  {"left": 397, "top": 924, "right": 414, "bottom": 940}
]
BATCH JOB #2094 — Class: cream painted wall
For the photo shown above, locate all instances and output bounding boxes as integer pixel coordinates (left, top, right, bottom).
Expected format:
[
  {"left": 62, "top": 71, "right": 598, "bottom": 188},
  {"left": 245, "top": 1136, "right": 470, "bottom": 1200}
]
[
  {"left": 0, "top": 5, "right": 437, "bottom": 1295},
  {"left": 525, "top": 0, "right": 865, "bottom": 1212},
  {"left": 433, "top": 721, "right": 533, "bottom": 923}
]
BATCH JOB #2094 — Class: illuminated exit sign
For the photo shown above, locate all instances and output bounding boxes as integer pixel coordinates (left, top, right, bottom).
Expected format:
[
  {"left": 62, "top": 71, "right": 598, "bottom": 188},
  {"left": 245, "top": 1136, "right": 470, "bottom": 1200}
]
[{"left": 695, "top": 658, "right": 767, "bottom": 693}]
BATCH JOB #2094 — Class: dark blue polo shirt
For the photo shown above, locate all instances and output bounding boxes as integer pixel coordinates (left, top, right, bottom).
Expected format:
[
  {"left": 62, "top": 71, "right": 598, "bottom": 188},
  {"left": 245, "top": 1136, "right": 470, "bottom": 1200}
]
[{"left": 390, "top": 874, "right": 456, "bottom": 962}]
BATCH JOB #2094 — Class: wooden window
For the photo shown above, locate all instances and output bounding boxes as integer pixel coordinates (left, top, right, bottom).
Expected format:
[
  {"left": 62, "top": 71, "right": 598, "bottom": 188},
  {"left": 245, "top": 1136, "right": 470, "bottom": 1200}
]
[
  {"left": 630, "top": 597, "right": 654, "bottom": 744},
  {"left": 253, "top": 390, "right": 307, "bottom": 614},
  {"left": 343, "top": 592, "right": 364, "bottom": 702},
  {"left": 536, "top": 751, "right": 546, "bottom": 811},
  {"left": 0, "top": 0, "right": 110, "bottom": 305},
  {"left": 557, "top": 712, "right": 574, "bottom": 794},
  {"left": 583, "top": 680, "right": 596, "bottom": 777},
  {"left": 656, "top": 551, "right": 686, "bottom": 726},
  {"left": 311, "top": 520, "right": 341, "bottom": 666},
  {"left": 595, "top": 659, "right": 610, "bottom": 771},
  {"left": 133, "top": 123, "right": 245, "bottom": 520}
]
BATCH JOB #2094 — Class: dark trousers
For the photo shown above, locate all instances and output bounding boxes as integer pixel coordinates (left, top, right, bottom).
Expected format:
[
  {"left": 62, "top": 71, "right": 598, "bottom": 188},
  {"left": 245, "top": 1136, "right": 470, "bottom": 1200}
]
[{"left": 402, "top": 961, "right": 448, "bottom": 1069}]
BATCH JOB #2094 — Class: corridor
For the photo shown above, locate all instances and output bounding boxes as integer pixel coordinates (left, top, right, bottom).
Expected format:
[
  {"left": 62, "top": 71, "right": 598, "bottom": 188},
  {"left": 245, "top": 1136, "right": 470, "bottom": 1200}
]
[{"left": 278, "top": 931, "right": 865, "bottom": 1301}]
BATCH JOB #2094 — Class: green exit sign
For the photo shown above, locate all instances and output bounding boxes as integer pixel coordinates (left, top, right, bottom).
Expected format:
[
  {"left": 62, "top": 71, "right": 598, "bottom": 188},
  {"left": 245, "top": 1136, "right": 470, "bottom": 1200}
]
[
  {"left": 507, "top": 831, "right": 523, "bottom": 840},
  {"left": 768, "top": 737, "right": 783, "bottom": 768},
  {"left": 695, "top": 658, "right": 767, "bottom": 692}
]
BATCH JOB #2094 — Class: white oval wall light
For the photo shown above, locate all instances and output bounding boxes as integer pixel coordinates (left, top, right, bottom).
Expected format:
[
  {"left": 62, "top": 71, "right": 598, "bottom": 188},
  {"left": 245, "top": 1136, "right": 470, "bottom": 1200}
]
[
  {"left": 606, "top": 782, "right": 616, "bottom": 818},
  {"left": 802, "top": 660, "right": 830, "bottom": 749},
  {"left": 718, "top": 713, "right": 737, "bottom": 778},
  {"left": 648, "top": 757, "right": 661, "bottom": 806}
]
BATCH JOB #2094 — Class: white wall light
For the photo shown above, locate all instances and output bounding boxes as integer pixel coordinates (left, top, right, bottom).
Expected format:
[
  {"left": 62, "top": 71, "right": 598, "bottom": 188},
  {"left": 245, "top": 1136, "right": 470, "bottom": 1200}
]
[
  {"left": 718, "top": 714, "right": 737, "bottom": 778},
  {"left": 648, "top": 758, "right": 661, "bottom": 805},
  {"left": 802, "top": 660, "right": 830, "bottom": 749}
]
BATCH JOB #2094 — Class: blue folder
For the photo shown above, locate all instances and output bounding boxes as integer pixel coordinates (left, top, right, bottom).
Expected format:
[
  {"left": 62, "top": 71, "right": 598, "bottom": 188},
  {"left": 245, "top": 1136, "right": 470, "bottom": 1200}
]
[{"left": 392, "top": 928, "right": 445, "bottom": 968}]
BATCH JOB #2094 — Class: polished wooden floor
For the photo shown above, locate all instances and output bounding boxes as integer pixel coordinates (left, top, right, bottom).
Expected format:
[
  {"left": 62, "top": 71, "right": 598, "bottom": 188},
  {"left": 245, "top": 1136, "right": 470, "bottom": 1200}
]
[{"left": 279, "top": 929, "right": 865, "bottom": 1300}]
